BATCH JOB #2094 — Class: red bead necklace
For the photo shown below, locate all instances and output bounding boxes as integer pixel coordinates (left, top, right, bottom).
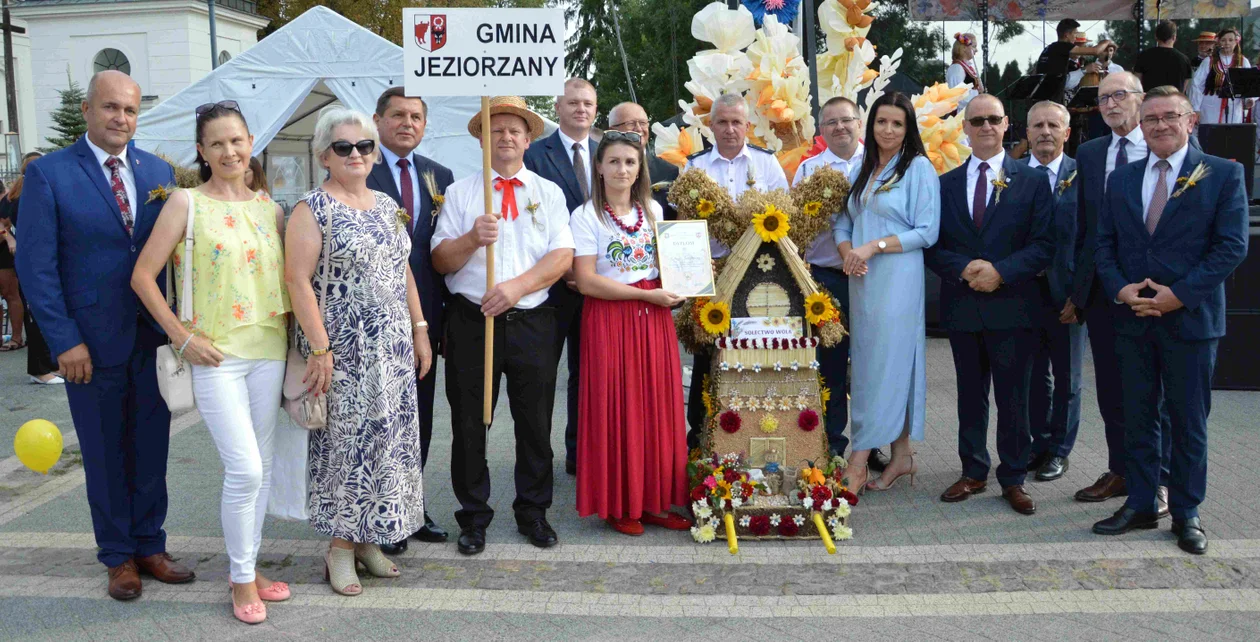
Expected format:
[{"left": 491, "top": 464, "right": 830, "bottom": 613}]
[{"left": 603, "top": 201, "right": 644, "bottom": 235}]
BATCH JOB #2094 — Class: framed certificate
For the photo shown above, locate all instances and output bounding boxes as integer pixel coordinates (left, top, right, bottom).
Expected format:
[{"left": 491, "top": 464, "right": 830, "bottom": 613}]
[{"left": 653, "top": 220, "right": 716, "bottom": 298}]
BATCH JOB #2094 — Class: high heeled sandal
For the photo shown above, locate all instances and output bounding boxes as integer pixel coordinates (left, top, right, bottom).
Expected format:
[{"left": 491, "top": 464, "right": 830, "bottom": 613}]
[
  {"left": 866, "top": 453, "right": 917, "bottom": 492},
  {"left": 256, "top": 579, "right": 291, "bottom": 602},
  {"left": 843, "top": 464, "right": 870, "bottom": 496},
  {"left": 354, "top": 543, "right": 400, "bottom": 578},
  {"left": 324, "top": 546, "right": 363, "bottom": 596},
  {"left": 227, "top": 582, "right": 268, "bottom": 624}
]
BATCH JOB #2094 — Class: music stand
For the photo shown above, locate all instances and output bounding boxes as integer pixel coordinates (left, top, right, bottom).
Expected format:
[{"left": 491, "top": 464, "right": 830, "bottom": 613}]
[
  {"left": 1067, "top": 87, "right": 1099, "bottom": 111},
  {"left": 1225, "top": 68, "right": 1260, "bottom": 100}
]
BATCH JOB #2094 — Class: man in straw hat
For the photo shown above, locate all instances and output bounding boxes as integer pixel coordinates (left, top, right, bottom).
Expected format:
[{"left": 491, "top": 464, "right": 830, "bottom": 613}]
[
  {"left": 431, "top": 96, "right": 575, "bottom": 556},
  {"left": 1192, "top": 32, "right": 1216, "bottom": 71}
]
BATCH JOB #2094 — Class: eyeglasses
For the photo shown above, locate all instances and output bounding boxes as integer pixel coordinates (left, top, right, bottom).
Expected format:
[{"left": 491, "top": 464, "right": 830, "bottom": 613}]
[
  {"left": 967, "top": 115, "right": 1005, "bottom": 127},
  {"left": 822, "top": 117, "right": 861, "bottom": 128},
  {"left": 195, "top": 100, "right": 241, "bottom": 118},
  {"left": 329, "top": 139, "right": 376, "bottom": 157},
  {"left": 1097, "top": 90, "right": 1141, "bottom": 106},
  {"left": 610, "top": 119, "right": 650, "bottom": 130},
  {"left": 1140, "top": 112, "right": 1192, "bottom": 127},
  {"left": 603, "top": 131, "right": 642, "bottom": 144}
]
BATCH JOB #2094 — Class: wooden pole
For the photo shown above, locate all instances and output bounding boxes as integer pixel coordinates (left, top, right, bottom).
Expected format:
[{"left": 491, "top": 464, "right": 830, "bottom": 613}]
[{"left": 481, "top": 96, "right": 494, "bottom": 426}]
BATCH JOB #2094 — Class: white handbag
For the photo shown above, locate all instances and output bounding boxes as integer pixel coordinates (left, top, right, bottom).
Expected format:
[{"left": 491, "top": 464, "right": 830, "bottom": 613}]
[
  {"left": 155, "top": 190, "right": 197, "bottom": 412},
  {"left": 281, "top": 202, "right": 332, "bottom": 430}
]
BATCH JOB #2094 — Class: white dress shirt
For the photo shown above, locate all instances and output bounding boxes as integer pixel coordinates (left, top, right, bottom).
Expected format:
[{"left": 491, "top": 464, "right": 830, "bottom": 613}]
[
  {"left": 557, "top": 129, "right": 593, "bottom": 195},
  {"left": 1105, "top": 128, "right": 1147, "bottom": 183},
  {"left": 793, "top": 145, "right": 865, "bottom": 268},
  {"left": 965, "top": 149, "right": 1006, "bottom": 217},
  {"left": 378, "top": 145, "right": 424, "bottom": 218},
  {"left": 686, "top": 143, "right": 790, "bottom": 257},
  {"left": 431, "top": 166, "right": 575, "bottom": 310},
  {"left": 84, "top": 135, "right": 137, "bottom": 213},
  {"left": 1026, "top": 152, "right": 1064, "bottom": 189},
  {"left": 1141, "top": 143, "right": 1190, "bottom": 223}
]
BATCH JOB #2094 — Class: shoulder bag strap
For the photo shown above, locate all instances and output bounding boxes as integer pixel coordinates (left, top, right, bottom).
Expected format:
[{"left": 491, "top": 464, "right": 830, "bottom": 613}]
[
  {"left": 317, "top": 196, "right": 332, "bottom": 320},
  {"left": 179, "top": 190, "right": 195, "bottom": 322}
]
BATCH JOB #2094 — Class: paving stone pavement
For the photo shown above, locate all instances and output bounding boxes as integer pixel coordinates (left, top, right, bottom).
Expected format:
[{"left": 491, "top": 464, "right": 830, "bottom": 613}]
[{"left": 1, "top": 338, "right": 1259, "bottom": 639}]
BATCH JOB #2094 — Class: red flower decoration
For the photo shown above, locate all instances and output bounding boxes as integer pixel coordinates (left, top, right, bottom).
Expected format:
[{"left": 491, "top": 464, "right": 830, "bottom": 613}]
[
  {"left": 720, "top": 411, "right": 741, "bottom": 434},
  {"left": 778, "top": 519, "right": 800, "bottom": 537},
  {"left": 798, "top": 409, "right": 820, "bottom": 432},
  {"left": 724, "top": 499, "right": 733, "bottom": 512},
  {"left": 722, "top": 469, "right": 739, "bottom": 484},
  {"left": 748, "top": 515, "right": 771, "bottom": 535},
  {"left": 690, "top": 485, "right": 708, "bottom": 502},
  {"left": 810, "top": 485, "right": 832, "bottom": 505},
  {"left": 741, "top": 484, "right": 754, "bottom": 499},
  {"left": 797, "top": 490, "right": 806, "bottom": 500},
  {"left": 839, "top": 489, "right": 859, "bottom": 507}
]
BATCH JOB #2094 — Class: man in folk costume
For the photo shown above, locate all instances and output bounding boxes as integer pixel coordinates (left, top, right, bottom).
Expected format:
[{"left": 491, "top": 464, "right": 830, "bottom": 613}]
[
  {"left": 431, "top": 97, "right": 575, "bottom": 556},
  {"left": 683, "top": 92, "right": 788, "bottom": 449}
]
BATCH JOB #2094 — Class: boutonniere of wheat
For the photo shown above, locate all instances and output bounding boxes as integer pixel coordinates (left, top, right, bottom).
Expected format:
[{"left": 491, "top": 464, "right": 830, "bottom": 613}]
[
  {"left": 1171, "top": 162, "right": 1209, "bottom": 199},
  {"left": 873, "top": 174, "right": 903, "bottom": 196},
  {"left": 422, "top": 170, "right": 445, "bottom": 224},
  {"left": 396, "top": 208, "right": 411, "bottom": 234},
  {"left": 991, "top": 168, "right": 1011, "bottom": 205},
  {"left": 146, "top": 183, "right": 177, "bottom": 205},
  {"left": 1057, "top": 170, "right": 1077, "bottom": 196},
  {"left": 745, "top": 166, "right": 756, "bottom": 188},
  {"left": 526, "top": 200, "right": 542, "bottom": 229}
]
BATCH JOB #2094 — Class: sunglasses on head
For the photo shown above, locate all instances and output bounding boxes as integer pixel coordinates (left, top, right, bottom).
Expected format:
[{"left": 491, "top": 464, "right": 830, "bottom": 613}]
[
  {"left": 967, "top": 115, "right": 1005, "bottom": 127},
  {"left": 195, "top": 100, "right": 241, "bottom": 118},
  {"left": 603, "top": 131, "right": 642, "bottom": 144},
  {"left": 329, "top": 139, "right": 376, "bottom": 157}
]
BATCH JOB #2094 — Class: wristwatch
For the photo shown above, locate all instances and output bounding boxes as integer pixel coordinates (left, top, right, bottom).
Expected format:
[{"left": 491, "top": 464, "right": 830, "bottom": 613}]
[{"left": 877, "top": 240, "right": 887, "bottom": 252}]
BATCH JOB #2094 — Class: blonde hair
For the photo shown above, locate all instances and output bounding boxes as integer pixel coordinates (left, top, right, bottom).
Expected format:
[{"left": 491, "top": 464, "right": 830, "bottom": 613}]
[
  {"left": 5, "top": 152, "right": 42, "bottom": 201},
  {"left": 952, "top": 34, "right": 976, "bottom": 62},
  {"left": 312, "top": 106, "right": 380, "bottom": 165}
]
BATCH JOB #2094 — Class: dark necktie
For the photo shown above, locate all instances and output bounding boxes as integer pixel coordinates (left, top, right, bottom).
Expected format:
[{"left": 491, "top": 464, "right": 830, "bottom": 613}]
[
  {"left": 396, "top": 157, "right": 415, "bottom": 236},
  {"left": 972, "top": 161, "right": 989, "bottom": 228},
  {"left": 104, "top": 156, "right": 133, "bottom": 237},
  {"left": 1115, "top": 137, "right": 1128, "bottom": 168},
  {"left": 571, "top": 142, "right": 590, "bottom": 200}
]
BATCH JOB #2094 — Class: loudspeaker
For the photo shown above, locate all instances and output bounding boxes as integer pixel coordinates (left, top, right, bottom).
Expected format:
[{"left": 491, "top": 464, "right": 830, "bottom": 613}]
[
  {"left": 1214, "top": 220, "right": 1260, "bottom": 390},
  {"left": 1197, "top": 124, "right": 1256, "bottom": 199}
]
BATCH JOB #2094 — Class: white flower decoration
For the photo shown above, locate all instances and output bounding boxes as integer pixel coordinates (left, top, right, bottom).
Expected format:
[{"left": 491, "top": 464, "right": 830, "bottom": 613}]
[
  {"left": 809, "top": 360, "right": 821, "bottom": 370},
  {"left": 832, "top": 524, "right": 853, "bottom": 541},
  {"left": 734, "top": 362, "right": 744, "bottom": 372},
  {"left": 833, "top": 500, "right": 851, "bottom": 518},
  {"left": 739, "top": 515, "right": 751, "bottom": 527},
  {"left": 790, "top": 360, "right": 800, "bottom": 371},
  {"left": 752, "top": 363, "right": 762, "bottom": 373},
  {"left": 792, "top": 515, "right": 806, "bottom": 526},
  {"left": 693, "top": 523, "right": 717, "bottom": 543},
  {"left": 769, "top": 514, "right": 782, "bottom": 526},
  {"left": 820, "top": 499, "right": 833, "bottom": 511},
  {"left": 719, "top": 361, "right": 730, "bottom": 371},
  {"left": 773, "top": 361, "right": 782, "bottom": 372},
  {"left": 802, "top": 497, "right": 814, "bottom": 510},
  {"left": 731, "top": 496, "right": 744, "bottom": 509},
  {"left": 756, "top": 253, "right": 776, "bottom": 273},
  {"left": 696, "top": 505, "right": 713, "bottom": 520}
]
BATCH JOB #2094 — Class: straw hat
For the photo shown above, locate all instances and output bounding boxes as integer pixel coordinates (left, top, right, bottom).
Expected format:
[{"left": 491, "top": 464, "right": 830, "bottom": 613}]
[
  {"left": 1193, "top": 32, "right": 1217, "bottom": 42},
  {"left": 467, "top": 96, "right": 546, "bottom": 141},
  {"left": 1073, "top": 34, "right": 1089, "bottom": 45}
]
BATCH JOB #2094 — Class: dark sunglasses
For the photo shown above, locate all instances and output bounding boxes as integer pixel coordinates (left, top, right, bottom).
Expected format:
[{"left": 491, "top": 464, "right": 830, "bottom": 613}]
[
  {"left": 604, "top": 130, "right": 642, "bottom": 144},
  {"left": 195, "top": 100, "right": 241, "bottom": 118},
  {"left": 967, "top": 115, "right": 1005, "bottom": 127},
  {"left": 329, "top": 139, "right": 376, "bottom": 157}
]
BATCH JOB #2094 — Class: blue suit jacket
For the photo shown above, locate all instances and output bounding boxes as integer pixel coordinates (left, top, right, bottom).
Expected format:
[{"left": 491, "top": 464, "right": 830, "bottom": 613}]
[
  {"left": 366, "top": 152, "right": 454, "bottom": 344},
  {"left": 524, "top": 130, "right": 596, "bottom": 214},
  {"left": 1069, "top": 136, "right": 1136, "bottom": 311},
  {"left": 925, "top": 154, "right": 1056, "bottom": 332},
  {"left": 1022, "top": 155, "right": 1079, "bottom": 307},
  {"left": 15, "top": 136, "right": 175, "bottom": 367},
  {"left": 1094, "top": 145, "right": 1249, "bottom": 340}
]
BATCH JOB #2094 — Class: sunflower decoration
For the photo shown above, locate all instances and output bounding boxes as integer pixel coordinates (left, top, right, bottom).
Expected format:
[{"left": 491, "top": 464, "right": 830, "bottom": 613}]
[
  {"left": 676, "top": 299, "right": 714, "bottom": 353},
  {"left": 696, "top": 199, "right": 716, "bottom": 219},
  {"left": 668, "top": 169, "right": 735, "bottom": 225},
  {"left": 803, "top": 201, "right": 822, "bottom": 217},
  {"left": 804, "top": 292, "right": 838, "bottom": 326},
  {"left": 699, "top": 300, "right": 732, "bottom": 335},
  {"left": 789, "top": 165, "right": 850, "bottom": 250},
  {"left": 752, "top": 204, "right": 791, "bottom": 243},
  {"left": 759, "top": 414, "right": 779, "bottom": 434}
]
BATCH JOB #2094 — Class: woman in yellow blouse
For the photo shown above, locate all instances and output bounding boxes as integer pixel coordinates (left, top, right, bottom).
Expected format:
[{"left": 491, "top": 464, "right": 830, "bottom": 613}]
[{"left": 132, "top": 102, "right": 290, "bottom": 625}]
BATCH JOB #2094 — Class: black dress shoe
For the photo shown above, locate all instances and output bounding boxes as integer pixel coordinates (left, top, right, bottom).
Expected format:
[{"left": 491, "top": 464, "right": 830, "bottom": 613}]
[
  {"left": 518, "top": 517, "right": 559, "bottom": 548},
  {"left": 565, "top": 459, "right": 577, "bottom": 476},
  {"left": 1172, "top": 517, "right": 1208, "bottom": 555},
  {"left": 1093, "top": 507, "right": 1161, "bottom": 535},
  {"left": 457, "top": 527, "right": 486, "bottom": 556},
  {"left": 412, "top": 513, "right": 449, "bottom": 543},
  {"left": 1028, "top": 451, "right": 1053, "bottom": 474},
  {"left": 1035, "top": 456, "right": 1069, "bottom": 482},
  {"left": 379, "top": 539, "right": 408, "bottom": 555},
  {"left": 867, "top": 448, "right": 890, "bottom": 473}
]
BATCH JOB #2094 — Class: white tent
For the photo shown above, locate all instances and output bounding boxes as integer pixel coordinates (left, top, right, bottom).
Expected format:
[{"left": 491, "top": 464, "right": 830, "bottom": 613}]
[{"left": 134, "top": 6, "right": 554, "bottom": 208}]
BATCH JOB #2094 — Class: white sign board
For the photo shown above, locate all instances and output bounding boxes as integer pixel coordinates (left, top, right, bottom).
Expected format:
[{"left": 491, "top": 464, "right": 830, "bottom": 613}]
[{"left": 403, "top": 8, "right": 566, "bottom": 97}]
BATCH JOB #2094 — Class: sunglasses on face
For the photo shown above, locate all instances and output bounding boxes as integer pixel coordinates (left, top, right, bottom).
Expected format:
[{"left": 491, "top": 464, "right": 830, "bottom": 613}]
[
  {"left": 329, "top": 139, "right": 376, "bottom": 157},
  {"left": 967, "top": 115, "right": 1005, "bottom": 127},
  {"left": 195, "top": 100, "right": 241, "bottom": 118},
  {"left": 603, "top": 131, "right": 642, "bottom": 144}
]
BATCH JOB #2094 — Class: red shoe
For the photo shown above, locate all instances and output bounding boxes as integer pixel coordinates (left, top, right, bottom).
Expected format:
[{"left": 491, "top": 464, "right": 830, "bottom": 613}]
[
  {"left": 607, "top": 517, "right": 644, "bottom": 536},
  {"left": 641, "top": 512, "right": 693, "bottom": 531}
]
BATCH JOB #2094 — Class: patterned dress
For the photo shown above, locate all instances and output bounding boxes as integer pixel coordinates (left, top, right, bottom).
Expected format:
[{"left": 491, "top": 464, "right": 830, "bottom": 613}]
[{"left": 299, "top": 187, "right": 424, "bottom": 544}]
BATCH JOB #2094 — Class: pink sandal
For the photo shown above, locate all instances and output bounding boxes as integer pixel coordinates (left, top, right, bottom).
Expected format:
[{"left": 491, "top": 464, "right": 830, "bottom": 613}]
[
  {"left": 228, "top": 582, "right": 267, "bottom": 624},
  {"left": 256, "top": 580, "right": 291, "bottom": 602}
]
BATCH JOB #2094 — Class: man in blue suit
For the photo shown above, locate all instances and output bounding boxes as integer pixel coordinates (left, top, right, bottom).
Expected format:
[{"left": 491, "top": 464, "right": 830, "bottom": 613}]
[
  {"left": 926, "top": 94, "right": 1055, "bottom": 516},
  {"left": 1022, "top": 101, "right": 1085, "bottom": 483},
  {"left": 16, "top": 70, "right": 194, "bottom": 600},
  {"left": 368, "top": 87, "right": 454, "bottom": 554},
  {"left": 1069, "top": 72, "right": 1171, "bottom": 513},
  {"left": 523, "top": 77, "right": 597, "bottom": 476},
  {"left": 1090, "top": 86, "right": 1248, "bottom": 554}
]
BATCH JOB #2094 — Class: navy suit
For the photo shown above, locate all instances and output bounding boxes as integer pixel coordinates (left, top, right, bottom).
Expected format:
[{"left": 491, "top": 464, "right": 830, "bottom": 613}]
[
  {"left": 15, "top": 137, "right": 175, "bottom": 568},
  {"left": 1072, "top": 137, "right": 1171, "bottom": 481},
  {"left": 367, "top": 151, "right": 454, "bottom": 467},
  {"left": 1095, "top": 145, "right": 1248, "bottom": 520},
  {"left": 1024, "top": 155, "right": 1087, "bottom": 461},
  {"left": 523, "top": 130, "right": 595, "bottom": 465},
  {"left": 926, "top": 155, "right": 1055, "bottom": 487}
]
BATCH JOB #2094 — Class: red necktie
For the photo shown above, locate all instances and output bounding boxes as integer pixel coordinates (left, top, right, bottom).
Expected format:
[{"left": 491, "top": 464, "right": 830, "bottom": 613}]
[
  {"left": 494, "top": 177, "right": 524, "bottom": 221},
  {"left": 104, "top": 157, "right": 134, "bottom": 237},
  {"left": 972, "top": 161, "right": 989, "bottom": 229},
  {"left": 397, "top": 157, "right": 415, "bottom": 236}
]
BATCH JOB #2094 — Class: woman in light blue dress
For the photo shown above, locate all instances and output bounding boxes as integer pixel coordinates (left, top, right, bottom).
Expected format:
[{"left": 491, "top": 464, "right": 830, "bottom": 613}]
[{"left": 832, "top": 92, "right": 940, "bottom": 492}]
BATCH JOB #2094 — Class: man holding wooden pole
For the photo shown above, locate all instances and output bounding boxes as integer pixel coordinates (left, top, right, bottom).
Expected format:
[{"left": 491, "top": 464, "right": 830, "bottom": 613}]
[{"left": 431, "top": 96, "right": 574, "bottom": 556}]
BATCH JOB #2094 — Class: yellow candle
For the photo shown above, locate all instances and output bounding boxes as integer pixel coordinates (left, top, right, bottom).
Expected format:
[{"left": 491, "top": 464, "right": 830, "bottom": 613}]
[
  {"left": 813, "top": 512, "right": 836, "bottom": 554},
  {"left": 724, "top": 512, "right": 738, "bottom": 555}
]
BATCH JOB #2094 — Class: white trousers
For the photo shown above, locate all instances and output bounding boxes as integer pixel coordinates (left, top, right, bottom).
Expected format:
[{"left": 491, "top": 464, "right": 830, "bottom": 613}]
[{"left": 192, "top": 357, "right": 286, "bottom": 583}]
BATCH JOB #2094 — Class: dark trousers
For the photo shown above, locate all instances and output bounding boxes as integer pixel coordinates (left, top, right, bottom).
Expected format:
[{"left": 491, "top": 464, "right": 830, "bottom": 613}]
[
  {"left": 686, "top": 350, "right": 710, "bottom": 449},
  {"left": 1115, "top": 325, "right": 1216, "bottom": 520},
  {"left": 811, "top": 266, "right": 851, "bottom": 455},
  {"left": 549, "top": 283, "right": 583, "bottom": 465},
  {"left": 65, "top": 326, "right": 172, "bottom": 568},
  {"left": 1085, "top": 292, "right": 1171, "bottom": 480},
  {"left": 19, "top": 285, "right": 57, "bottom": 377},
  {"left": 416, "top": 338, "right": 437, "bottom": 467},
  {"left": 948, "top": 328, "right": 1037, "bottom": 488},
  {"left": 1030, "top": 316, "right": 1085, "bottom": 458},
  {"left": 446, "top": 296, "right": 558, "bottom": 530}
]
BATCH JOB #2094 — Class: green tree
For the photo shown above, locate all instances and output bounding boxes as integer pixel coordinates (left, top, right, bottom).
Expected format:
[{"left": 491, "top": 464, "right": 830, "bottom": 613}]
[
  {"left": 39, "top": 72, "right": 86, "bottom": 152},
  {"left": 1103, "top": 19, "right": 1259, "bottom": 71},
  {"left": 999, "top": 59, "right": 1022, "bottom": 92}
]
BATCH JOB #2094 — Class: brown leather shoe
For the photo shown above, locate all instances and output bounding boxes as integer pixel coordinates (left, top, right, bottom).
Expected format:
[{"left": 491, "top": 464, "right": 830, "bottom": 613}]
[
  {"left": 940, "top": 476, "right": 987, "bottom": 502},
  {"left": 1157, "top": 486, "right": 1170, "bottom": 518},
  {"left": 108, "top": 560, "right": 142, "bottom": 601},
  {"left": 1074, "top": 472, "right": 1127, "bottom": 502},
  {"left": 135, "top": 552, "right": 195, "bottom": 584},
  {"left": 1003, "top": 485, "right": 1037, "bottom": 515}
]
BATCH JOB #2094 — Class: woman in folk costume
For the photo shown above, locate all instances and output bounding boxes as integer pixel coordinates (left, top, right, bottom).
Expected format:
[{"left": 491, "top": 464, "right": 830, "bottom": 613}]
[
  {"left": 572, "top": 131, "right": 691, "bottom": 536},
  {"left": 945, "top": 33, "right": 983, "bottom": 113},
  {"left": 1190, "top": 27, "right": 1252, "bottom": 125}
]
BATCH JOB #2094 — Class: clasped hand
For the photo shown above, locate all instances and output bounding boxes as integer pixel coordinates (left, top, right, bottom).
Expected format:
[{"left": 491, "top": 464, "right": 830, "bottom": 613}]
[
  {"left": 962, "top": 260, "right": 1002, "bottom": 292},
  {"left": 842, "top": 243, "right": 875, "bottom": 276},
  {"left": 1118, "top": 278, "right": 1184, "bottom": 317}
]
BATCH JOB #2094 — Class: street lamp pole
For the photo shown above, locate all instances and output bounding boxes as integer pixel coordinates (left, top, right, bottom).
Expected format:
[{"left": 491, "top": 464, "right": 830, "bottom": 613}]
[{"left": 208, "top": 0, "right": 219, "bottom": 69}]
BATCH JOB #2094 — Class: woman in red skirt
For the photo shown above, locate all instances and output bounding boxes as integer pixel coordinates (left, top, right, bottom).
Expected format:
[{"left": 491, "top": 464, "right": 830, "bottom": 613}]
[{"left": 571, "top": 131, "right": 691, "bottom": 535}]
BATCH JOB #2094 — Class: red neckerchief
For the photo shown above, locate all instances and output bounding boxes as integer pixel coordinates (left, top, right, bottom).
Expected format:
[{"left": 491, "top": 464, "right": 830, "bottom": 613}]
[{"left": 493, "top": 176, "right": 523, "bottom": 221}]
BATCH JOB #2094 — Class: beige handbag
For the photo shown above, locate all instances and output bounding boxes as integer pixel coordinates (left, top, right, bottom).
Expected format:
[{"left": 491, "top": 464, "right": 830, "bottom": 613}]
[
  {"left": 282, "top": 202, "right": 332, "bottom": 430},
  {"left": 155, "top": 190, "right": 197, "bottom": 412}
]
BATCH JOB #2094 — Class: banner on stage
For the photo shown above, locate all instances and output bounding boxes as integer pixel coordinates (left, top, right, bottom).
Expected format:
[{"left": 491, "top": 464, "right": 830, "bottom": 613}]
[
  {"left": 909, "top": 0, "right": 1248, "bottom": 21},
  {"left": 402, "top": 8, "right": 566, "bottom": 97}
]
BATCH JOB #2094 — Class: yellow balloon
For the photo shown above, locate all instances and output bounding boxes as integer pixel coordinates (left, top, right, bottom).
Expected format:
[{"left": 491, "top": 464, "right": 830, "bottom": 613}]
[{"left": 14, "top": 419, "right": 63, "bottom": 475}]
